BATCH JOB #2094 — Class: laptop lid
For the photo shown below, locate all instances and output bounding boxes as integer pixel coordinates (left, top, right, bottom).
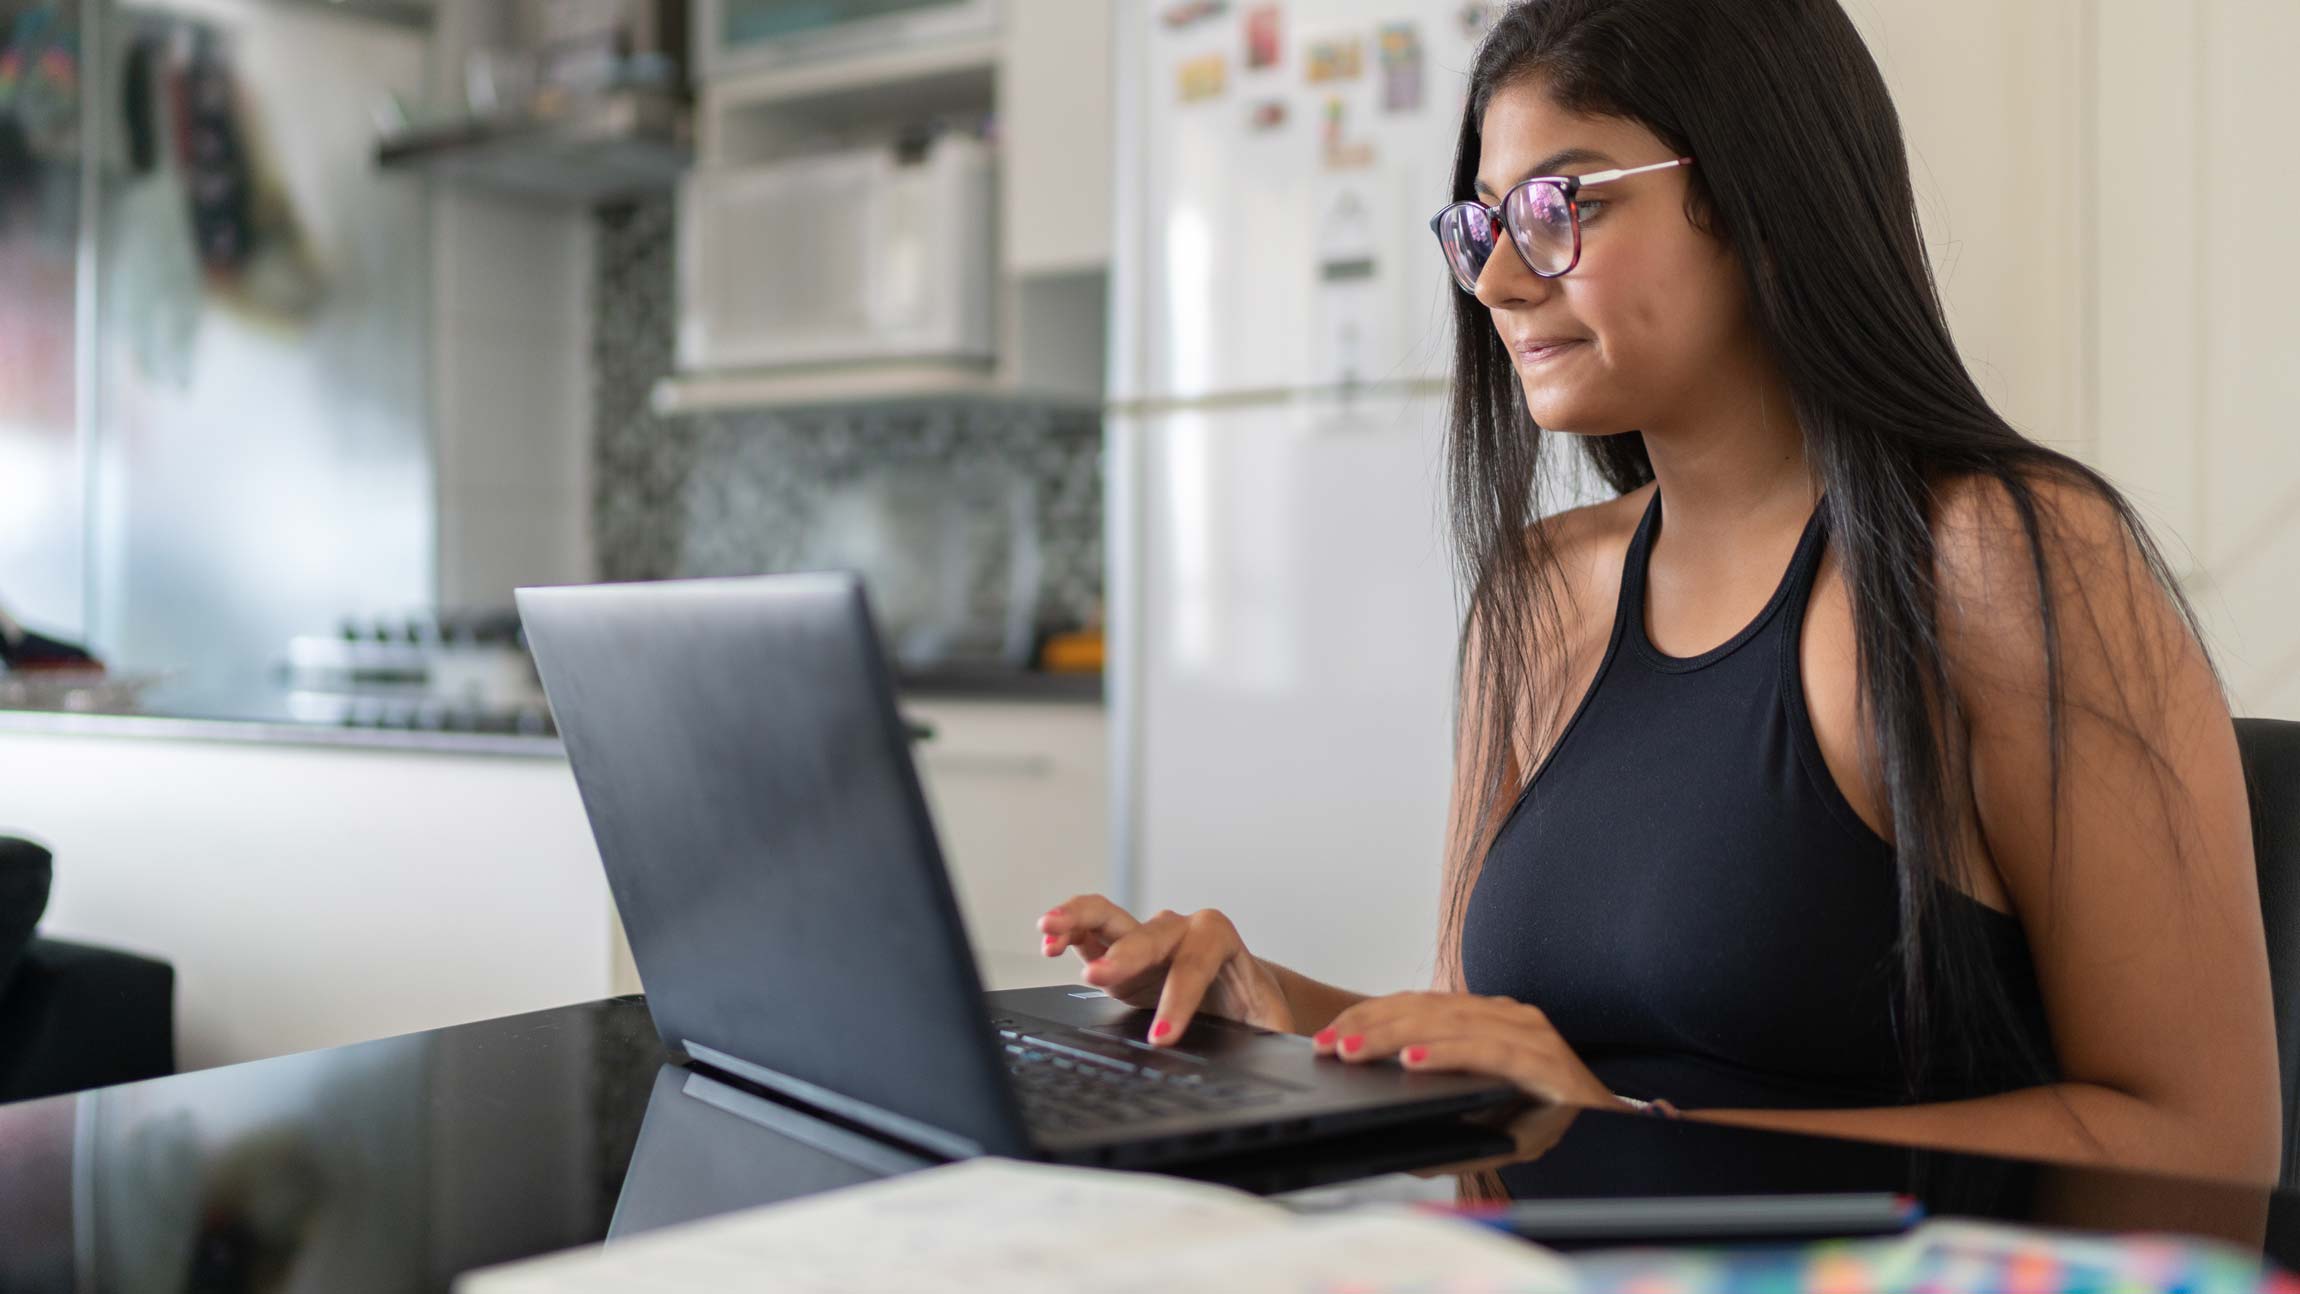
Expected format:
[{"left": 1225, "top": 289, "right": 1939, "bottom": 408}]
[{"left": 517, "top": 573, "right": 1031, "bottom": 1159}]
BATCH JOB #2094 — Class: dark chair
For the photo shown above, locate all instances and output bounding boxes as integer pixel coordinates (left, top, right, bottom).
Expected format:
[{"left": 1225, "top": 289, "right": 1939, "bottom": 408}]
[
  {"left": 2238, "top": 717, "right": 2300, "bottom": 1189},
  {"left": 0, "top": 836, "right": 175, "bottom": 1103}
]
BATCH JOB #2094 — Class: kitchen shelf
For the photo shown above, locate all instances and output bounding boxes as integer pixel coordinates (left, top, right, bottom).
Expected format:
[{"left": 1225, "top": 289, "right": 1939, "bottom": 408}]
[
  {"left": 708, "top": 36, "right": 999, "bottom": 113},
  {"left": 701, "top": 38, "right": 1000, "bottom": 167},
  {"left": 650, "top": 359, "right": 1098, "bottom": 416},
  {"left": 376, "top": 88, "right": 691, "bottom": 204}
]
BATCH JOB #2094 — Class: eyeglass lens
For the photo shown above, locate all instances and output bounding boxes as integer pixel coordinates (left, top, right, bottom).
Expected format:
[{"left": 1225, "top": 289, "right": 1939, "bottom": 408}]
[{"left": 1437, "top": 180, "right": 1577, "bottom": 291}]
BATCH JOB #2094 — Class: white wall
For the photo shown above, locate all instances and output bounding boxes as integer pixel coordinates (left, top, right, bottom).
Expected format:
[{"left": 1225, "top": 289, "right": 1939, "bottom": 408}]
[
  {"left": 1851, "top": 0, "right": 2300, "bottom": 715},
  {"left": 431, "top": 189, "right": 596, "bottom": 607},
  {"left": 426, "top": 0, "right": 597, "bottom": 609},
  {"left": 1845, "top": 0, "right": 2090, "bottom": 459},
  {"left": 2090, "top": 1, "right": 2300, "bottom": 718},
  {"left": 89, "top": 0, "right": 435, "bottom": 680}
]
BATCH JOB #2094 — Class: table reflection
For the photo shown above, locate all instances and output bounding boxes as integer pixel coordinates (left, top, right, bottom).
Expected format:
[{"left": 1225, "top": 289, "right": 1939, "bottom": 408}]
[
  {"left": 0, "top": 997, "right": 661, "bottom": 1293},
  {"left": 1412, "top": 1099, "right": 2281, "bottom": 1257},
  {"left": 0, "top": 994, "right": 2293, "bottom": 1292}
]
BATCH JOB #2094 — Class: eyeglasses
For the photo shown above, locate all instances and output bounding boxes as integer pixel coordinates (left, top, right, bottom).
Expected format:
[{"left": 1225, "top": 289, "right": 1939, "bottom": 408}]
[{"left": 1429, "top": 156, "right": 1695, "bottom": 292}]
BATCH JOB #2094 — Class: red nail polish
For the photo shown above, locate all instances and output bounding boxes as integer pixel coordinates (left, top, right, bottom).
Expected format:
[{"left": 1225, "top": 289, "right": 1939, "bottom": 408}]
[
  {"left": 1340, "top": 1034, "right": 1364, "bottom": 1055},
  {"left": 1313, "top": 1028, "right": 1337, "bottom": 1047},
  {"left": 1043, "top": 933, "right": 1058, "bottom": 944},
  {"left": 1150, "top": 1020, "right": 1172, "bottom": 1041},
  {"left": 1403, "top": 1046, "right": 1428, "bottom": 1065}
]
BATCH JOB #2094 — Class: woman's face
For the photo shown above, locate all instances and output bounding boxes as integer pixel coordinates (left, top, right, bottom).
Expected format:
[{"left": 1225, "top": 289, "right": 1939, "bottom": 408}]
[{"left": 1472, "top": 79, "right": 1749, "bottom": 437}]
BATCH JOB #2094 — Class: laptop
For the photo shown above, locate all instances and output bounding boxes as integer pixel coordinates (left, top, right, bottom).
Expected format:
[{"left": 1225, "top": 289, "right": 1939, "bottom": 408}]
[{"left": 516, "top": 572, "right": 1519, "bottom": 1168}]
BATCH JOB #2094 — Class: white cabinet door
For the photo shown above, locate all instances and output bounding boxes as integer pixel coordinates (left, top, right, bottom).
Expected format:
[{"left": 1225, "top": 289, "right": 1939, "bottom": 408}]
[
  {"left": 7, "top": 731, "right": 613, "bottom": 1070},
  {"left": 903, "top": 698, "right": 1109, "bottom": 990},
  {"left": 998, "top": 0, "right": 1114, "bottom": 275}
]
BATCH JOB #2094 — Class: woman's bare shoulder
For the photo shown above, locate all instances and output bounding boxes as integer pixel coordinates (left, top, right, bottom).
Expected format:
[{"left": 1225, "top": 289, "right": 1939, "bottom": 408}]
[{"left": 1524, "top": 482, "right": 1653, "bottom": 624}]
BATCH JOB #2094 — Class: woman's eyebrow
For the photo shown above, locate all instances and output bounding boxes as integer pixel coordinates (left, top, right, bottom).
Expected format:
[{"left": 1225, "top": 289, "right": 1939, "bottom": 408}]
[{"left": 1474, "top": 147, "right": 1622, "bottom": 198}]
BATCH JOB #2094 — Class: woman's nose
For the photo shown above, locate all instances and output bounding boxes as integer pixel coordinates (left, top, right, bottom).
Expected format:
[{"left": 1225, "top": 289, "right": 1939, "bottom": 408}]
[{"left": 1474, "top": 241, "right": 1548, "bottom": 309}]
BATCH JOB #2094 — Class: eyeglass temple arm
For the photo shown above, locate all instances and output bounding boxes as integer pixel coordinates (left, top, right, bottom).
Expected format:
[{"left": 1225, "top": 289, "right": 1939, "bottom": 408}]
[{"left": 1572, "top": 156, "right": 1696, "bottom": 188}]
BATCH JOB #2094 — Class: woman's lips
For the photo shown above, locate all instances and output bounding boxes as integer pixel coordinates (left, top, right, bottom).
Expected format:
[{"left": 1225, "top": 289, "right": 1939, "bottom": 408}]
[{"left": 1516, "top": 340, "right": 1583, "bottom": 364}]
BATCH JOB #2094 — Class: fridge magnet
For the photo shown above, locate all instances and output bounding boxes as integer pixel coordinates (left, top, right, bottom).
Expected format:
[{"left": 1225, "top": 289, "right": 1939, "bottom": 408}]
[
  {"left": 1319, "top": 96, "right": 1375, "bottom": 170},
  {"left": 1456, "top": 0, "right": 1503, "bottom": 40},
  {"left": 1247, "top": 97, "right": 1289, "bottom": 131},
  {"left": 1304, "top": 34, "right": 1362, "bottom": 83},
  {"left": 1244, "top": 4, "right": 1282, "bottom": 70},
  {"left": 1160, "top": 0, "right": 1228, "bottom": 30},
  {"left": 1177, "top": 52, "right": 1227, "bottom": 103},
  {"left": 1378, "top": 22, "right": 1423, "bottom": 112}
]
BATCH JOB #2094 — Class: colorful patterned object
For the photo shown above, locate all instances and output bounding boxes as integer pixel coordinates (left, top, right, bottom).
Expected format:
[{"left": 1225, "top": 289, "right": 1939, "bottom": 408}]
[{"left": 1562, "top": 1217, "right": 2300, "bottom": 1294}]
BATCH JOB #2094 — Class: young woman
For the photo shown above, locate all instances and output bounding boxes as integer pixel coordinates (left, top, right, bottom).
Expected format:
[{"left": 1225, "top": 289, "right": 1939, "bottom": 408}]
[{"left": 1040, "top": 0, "right": 2282, "bottom": 1187}]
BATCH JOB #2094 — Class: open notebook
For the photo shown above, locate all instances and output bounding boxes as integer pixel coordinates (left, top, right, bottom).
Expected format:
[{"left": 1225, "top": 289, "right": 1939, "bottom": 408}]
[
  {"left": 454, "top": 1158, "right": 1578, "bottom": 1294},
  {"left": 456, "top": 1158, "right": 2299, "bottom": 1294}
]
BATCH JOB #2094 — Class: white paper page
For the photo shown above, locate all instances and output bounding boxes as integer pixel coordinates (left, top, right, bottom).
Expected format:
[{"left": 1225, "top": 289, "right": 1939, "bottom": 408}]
[
  {"left": 456, "top": 1158, "right": 1575, "bottom": 1294},
  {"left": 1132, "top": 1210, "right": 1578, "bottom": 1294},
  {"left": 456, "top": 1158, "right": 1291, "bottom": 1294}
]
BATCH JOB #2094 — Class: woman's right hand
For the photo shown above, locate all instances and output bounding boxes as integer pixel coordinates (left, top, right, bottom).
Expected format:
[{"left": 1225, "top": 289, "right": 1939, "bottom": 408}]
[{"left": 1035, "top": 895, "right": 1295, "bottom": 1046}]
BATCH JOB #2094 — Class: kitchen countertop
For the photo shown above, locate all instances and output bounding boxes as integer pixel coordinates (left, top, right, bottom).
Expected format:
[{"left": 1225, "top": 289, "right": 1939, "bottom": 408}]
[
  {"left": 0, "top": 676, "right": 566, "bottom": 757},
  {"left": 895, "top": 666, "right": 1105, "bottom": 703},
  {"left": 0, "top": 667, "right": 1103, "bottom": 757}
]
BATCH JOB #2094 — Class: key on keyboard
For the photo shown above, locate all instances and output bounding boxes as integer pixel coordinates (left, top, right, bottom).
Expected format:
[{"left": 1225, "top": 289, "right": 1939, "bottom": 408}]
[{"left": 990, "top": 1018, "right": 1285, "bottom": 1131}]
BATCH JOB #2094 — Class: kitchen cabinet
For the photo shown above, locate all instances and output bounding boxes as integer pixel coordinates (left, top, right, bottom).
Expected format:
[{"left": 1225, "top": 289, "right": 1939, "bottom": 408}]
[
  {"left": 998, "top": 0, "right": 1114, "bottom": 276},
  {"left": 5, "top": 697, "right": 1104, "bottom": 1069},
  {"left": 903, "top": 697, "right": 1109, "bottom": 990},
  {"left": 658, "top": 0, "right": 1112, "bottom": 412},
  {"left": 695, "top": 0, "right": 1001, "bottom": 85},
  {"left": 2, "top": 725, "right": 612, "bottom": 1072}
]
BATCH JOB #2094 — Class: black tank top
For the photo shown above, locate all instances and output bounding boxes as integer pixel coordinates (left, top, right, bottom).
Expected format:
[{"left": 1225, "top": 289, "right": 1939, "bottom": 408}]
[{"left": 1460, "top": 490, "right": 2055, "bottom": 1109}]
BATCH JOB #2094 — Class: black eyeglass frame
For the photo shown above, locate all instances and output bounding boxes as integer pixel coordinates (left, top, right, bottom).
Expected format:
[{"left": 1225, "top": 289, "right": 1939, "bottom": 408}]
[{"left": 1428, "top": 155, "right": 1697, "bottom": 290}]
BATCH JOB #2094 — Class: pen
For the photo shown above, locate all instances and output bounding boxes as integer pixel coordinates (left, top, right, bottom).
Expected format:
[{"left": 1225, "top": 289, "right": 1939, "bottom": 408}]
[{"left": 1428, "top": 1190, "right": 1925, "bottom": 1243}]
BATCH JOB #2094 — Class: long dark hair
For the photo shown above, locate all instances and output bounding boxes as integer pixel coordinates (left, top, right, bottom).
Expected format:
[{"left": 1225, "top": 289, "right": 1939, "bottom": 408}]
[{"left": 1435, "top": 0, "right": 2212, "bottom": 1113}]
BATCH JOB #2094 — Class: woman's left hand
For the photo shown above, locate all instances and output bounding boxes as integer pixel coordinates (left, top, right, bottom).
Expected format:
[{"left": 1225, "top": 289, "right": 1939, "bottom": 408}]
[{"left": 1312, "top": 991, "right": 1620, "bottom": 1109}]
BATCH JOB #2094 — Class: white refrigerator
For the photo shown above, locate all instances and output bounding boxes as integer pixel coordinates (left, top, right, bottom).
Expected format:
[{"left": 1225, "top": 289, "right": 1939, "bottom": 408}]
[{"left": 1105, "top": 0, "right": 1557, "bottom": 994}]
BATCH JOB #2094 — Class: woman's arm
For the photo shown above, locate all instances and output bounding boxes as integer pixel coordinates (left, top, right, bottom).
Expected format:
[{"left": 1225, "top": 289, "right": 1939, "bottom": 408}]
[
  {"left": 1688, "top": 1082, "right": 2272, "bottom": 1189},
  {"left": 1699, "top": 473, "right": 2282, "bottom": 1188}
]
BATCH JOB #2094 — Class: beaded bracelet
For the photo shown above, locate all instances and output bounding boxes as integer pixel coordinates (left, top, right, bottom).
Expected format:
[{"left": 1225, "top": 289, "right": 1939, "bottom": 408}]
[{"left": 1616, "top": 1094, "right": 1685, "bottom": 1119}]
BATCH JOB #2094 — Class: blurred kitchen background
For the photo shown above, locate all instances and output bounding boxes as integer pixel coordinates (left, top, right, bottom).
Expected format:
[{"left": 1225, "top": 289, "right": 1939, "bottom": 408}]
[{"left": 1, "top": 0, "right": 2294, "bottom": 1074}]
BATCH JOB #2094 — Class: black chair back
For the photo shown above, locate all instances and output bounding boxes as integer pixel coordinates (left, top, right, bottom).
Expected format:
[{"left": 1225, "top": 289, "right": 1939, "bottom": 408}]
[
  {"left": 0, "top": 836, "right": 52, "bottom": 995},
  {"left": 2238, "top": 717, "right": 2300, "bottom": 1189}
]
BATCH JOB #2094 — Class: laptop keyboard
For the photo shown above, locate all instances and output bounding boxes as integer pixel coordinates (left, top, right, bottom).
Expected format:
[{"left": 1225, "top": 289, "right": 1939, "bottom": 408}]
[{"left": 991, "top": 1016, "right": 1288, "bottom": 1133}]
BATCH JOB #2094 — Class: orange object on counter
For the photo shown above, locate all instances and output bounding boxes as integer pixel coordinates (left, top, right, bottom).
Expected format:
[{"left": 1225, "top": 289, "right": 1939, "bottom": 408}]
[{"left": 1038, "top": 629, "right": 1105, "bottom": 674}]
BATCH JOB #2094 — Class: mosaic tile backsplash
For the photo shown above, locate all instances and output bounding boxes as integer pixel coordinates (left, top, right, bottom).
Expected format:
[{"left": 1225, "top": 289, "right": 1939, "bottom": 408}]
[{"left": 591, "top": 197, "right": 1103, "bottom": 669}]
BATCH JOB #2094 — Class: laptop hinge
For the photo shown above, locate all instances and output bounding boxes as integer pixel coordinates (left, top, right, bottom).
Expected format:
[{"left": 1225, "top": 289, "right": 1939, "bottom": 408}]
[{"left": 683, "top": 1040, "right": 988, "bottom": 1162}]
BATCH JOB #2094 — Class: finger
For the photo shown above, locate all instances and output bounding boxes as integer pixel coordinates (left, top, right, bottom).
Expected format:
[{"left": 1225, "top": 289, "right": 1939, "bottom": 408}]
[
  {"left": 1145, "top": 911, "right": 1241, "bottom": 1046},
  {"left": 1038, "top": 894, "right": 1138, "bottom": 960},
  {"left": 1318, "top": 994, "right": 1548, "bottom": 1061},
  {"left": 1395, "top": 1035, "right": 1576, "bottom": 1103},
  {"left": 1311, "top": 991, "right": 1471, "bottom": 1056},
  {"left": 1078, "top": 910, "right": 1187, "bottom": 991},
  {"left": 1094, "top": 959, "right": 1175, "bottom": 1006},
  {"left": 1037, "top": 894, "right": 1139, "bottom": 939}
]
